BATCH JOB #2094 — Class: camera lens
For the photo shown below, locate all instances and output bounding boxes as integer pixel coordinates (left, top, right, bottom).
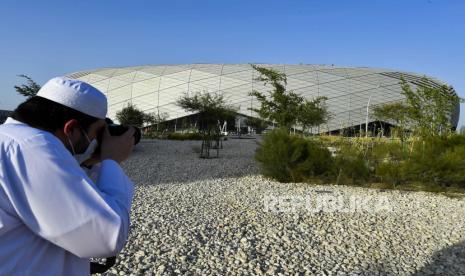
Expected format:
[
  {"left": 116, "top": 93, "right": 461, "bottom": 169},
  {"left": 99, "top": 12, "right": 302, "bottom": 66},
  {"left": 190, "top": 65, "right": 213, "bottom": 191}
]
[{"left": 107, "top": 124, "right": 141, "bottom": 145}]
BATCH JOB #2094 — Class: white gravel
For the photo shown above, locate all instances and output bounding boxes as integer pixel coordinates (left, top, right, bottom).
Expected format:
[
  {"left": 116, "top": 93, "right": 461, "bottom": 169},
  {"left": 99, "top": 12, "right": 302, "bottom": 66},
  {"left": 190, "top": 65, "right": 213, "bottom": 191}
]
[{"left": 101, "top": 138, "right": 465, "bottom": 275}]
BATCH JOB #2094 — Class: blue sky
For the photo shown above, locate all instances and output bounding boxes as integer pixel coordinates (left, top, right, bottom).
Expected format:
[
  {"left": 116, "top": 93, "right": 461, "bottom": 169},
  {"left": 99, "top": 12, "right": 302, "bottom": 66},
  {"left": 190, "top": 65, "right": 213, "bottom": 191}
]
[{"left": 1, "top": 0, "right": 464, "bottom": 127}]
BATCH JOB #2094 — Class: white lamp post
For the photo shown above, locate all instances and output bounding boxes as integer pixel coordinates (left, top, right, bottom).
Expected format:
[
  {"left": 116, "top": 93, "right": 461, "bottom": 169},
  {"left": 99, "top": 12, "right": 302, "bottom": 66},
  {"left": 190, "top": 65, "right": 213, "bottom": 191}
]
[{"left": 365, "top": 85, "right": 380, "bottom": 138}]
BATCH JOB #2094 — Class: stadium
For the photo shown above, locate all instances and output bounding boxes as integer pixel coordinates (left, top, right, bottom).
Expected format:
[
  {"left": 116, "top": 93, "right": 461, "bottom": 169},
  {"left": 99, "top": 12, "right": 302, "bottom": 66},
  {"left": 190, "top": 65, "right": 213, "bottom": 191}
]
[{"left": 67, "top": 64, "right": 460, "bottom": 135}]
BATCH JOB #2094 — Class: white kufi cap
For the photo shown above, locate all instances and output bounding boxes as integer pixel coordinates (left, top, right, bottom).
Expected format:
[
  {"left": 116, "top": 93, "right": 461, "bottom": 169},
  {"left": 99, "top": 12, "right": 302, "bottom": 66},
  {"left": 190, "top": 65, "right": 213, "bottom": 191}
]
[{"left": 37, "top": 77, "right": 107, "bottom": 119}]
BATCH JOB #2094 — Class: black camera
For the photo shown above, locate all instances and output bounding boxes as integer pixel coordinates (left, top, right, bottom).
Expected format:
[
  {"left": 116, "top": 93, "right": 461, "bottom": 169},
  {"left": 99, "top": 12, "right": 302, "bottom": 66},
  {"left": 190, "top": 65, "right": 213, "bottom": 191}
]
[{"left": 105, "top": 118, "right": 141, "bottom": 145}]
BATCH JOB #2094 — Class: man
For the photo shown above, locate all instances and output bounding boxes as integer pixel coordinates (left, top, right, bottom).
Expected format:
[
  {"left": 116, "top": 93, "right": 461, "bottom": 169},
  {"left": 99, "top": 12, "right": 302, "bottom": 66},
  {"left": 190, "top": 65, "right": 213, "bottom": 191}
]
[{"left": 0, "top": 77, "right": 135, "bottom": 275}]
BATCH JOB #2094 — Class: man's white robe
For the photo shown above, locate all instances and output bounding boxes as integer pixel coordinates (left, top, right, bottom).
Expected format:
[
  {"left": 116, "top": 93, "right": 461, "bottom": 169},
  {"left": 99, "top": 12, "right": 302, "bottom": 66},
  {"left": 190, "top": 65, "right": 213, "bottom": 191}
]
[{"left": 0, "top": 117, "right": 134, "bottom": 275}]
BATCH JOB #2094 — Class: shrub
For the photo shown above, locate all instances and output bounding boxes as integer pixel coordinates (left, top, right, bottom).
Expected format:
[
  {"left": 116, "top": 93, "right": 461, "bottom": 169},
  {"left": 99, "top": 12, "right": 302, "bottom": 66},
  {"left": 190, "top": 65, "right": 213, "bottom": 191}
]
[
  {"left": 256, "top": 131, "right": 465, "bottom": 192},
  {"left": 369, "top": 141, "right": 405, "bottom": 164},
  {"left": 375, "top": 161, "right": 405, "bottom": 186},
  {"left": 255, "top": 129, "right": 332, "bottom": 182},
  {"left": 429, "top": 146, "right": 465, "bottom": 187},
  {"left": 403, "top": 135, "right": 465, "bottom": 187},
  {"left": 367, "top": 141, "right": 407, "bottom": 185},
  {"left": 332, "top": 144, "right": 370, "bottom": 185},
  {"left": 142, "top": 131, "right": 160, "bottom": 139}
]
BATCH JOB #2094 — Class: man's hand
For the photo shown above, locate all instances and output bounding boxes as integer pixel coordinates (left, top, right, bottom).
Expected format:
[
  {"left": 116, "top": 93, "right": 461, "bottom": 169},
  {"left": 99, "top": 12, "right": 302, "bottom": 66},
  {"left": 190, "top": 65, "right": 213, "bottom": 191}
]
[
  {"left": 80, "top": 152, "right": 101, "bottom": 167},
  {"left": 100, "top": 126, "right": 135, "bottom": 163}
]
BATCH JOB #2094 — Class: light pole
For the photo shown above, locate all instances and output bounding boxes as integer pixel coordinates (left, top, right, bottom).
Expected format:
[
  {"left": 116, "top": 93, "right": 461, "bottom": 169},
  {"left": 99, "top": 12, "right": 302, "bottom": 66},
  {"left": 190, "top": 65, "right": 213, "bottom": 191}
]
[
  {"left": 365, "top": 94, "right": 372, "bottom": 138},
  {"left": 365, "top": 85, "right": 380, "bottom": 138}
]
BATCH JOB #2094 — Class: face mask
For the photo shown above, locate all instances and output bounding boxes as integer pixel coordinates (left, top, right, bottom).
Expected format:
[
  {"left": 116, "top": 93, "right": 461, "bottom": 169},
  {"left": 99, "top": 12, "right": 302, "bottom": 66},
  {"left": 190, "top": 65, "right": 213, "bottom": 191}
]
[
  {"left": 68, "top": 128, "right": 99, "bottom": 165},
  {"left": 74, "top": 139, "right": 98, "bottom": 165}
]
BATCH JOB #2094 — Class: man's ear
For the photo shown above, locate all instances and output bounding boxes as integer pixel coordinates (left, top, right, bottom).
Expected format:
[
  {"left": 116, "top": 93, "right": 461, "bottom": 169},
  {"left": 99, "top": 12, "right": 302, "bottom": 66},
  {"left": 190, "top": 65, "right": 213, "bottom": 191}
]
[{"left": 63, "top": 119, "right": 79, "bottom": 137}]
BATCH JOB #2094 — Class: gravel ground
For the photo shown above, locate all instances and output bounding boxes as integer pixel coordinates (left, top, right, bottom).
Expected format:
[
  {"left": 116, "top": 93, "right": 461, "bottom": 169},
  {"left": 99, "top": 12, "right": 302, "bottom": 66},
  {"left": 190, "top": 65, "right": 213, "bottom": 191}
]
[{"left": 102, "top": 138, "right": 465, "bottom": 275}]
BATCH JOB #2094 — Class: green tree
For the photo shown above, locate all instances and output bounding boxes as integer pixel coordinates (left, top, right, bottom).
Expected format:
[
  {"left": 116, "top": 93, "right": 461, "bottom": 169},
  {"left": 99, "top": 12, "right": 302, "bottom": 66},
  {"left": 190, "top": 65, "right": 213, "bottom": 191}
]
[
  {"left": 143, "top": 111, "right": 169, "bottom": 132},
  {"left": 249, "top": 65, "right": 303, "bottom": 130},
  {"left": 14, "top": 75, "right": 41, "bottom": 98},
  {"left": 249, "top": 64, "right": 329, "bottom": 133},
  {"left": 372, "top": 78, "right": 462, "bottom": 138},
  {"left": 373, "top": 102, "right": 410, "bottom": 126},
  {"left": 177, "top": 91, "right": 237, "bottom": 158},
  {"left": 400, "top": 77, "right": 462, "bottom": 137},
  {"left": 298, "top": 96, "right": 330, "bottom": 134},
  {"left": 373, "top": 102, "right": 410, "bottom": 141},
  {"left": 116, "top": 103, "right": 146, "bottom": 127},
  {"left": 177, "top": 92, "right": 236, "bottom": 131}
]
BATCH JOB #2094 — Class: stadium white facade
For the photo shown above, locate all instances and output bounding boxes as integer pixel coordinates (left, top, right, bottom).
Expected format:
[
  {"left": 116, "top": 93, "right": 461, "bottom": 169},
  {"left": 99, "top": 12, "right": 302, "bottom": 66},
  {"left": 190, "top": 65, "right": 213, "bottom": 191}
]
[{"left": 67, "top": 64, "right": 459, "bottom": 133}]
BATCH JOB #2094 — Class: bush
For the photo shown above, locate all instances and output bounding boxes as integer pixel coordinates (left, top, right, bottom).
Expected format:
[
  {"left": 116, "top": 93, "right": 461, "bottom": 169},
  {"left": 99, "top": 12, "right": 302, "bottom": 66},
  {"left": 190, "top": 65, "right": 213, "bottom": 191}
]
[
  {"left": 256, "top": 131, "right": 465, "bottom": 192},
  {"left": 368, "top": 141, "right": 407, "bottom": 185},
  {"left": 375, "top": 161, "right": 405, "bottom": 186},
  {"left": 403, "top": 135, "right": 465, "bottom": 187},
  {"left": 332, "top": 145, "right": 370, "bottom": 185},
  {"left": 358, "top": 134, "right": 465, "bottom": 188},
  {"left": 425, "top": 146, "right": 465, "bottom": 187},
  {"left": 255, "top": 129, "right": 332, "bottom": 182},
  {"left": 142, "top": 131, "right": 160, "bottom": 139}
]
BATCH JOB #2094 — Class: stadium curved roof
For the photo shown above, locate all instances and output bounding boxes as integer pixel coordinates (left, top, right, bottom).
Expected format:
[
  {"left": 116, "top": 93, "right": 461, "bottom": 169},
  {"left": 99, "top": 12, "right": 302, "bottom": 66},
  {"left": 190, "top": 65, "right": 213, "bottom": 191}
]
[{"left": 67, "top": 64, "right": 460, "bottom": 132}]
